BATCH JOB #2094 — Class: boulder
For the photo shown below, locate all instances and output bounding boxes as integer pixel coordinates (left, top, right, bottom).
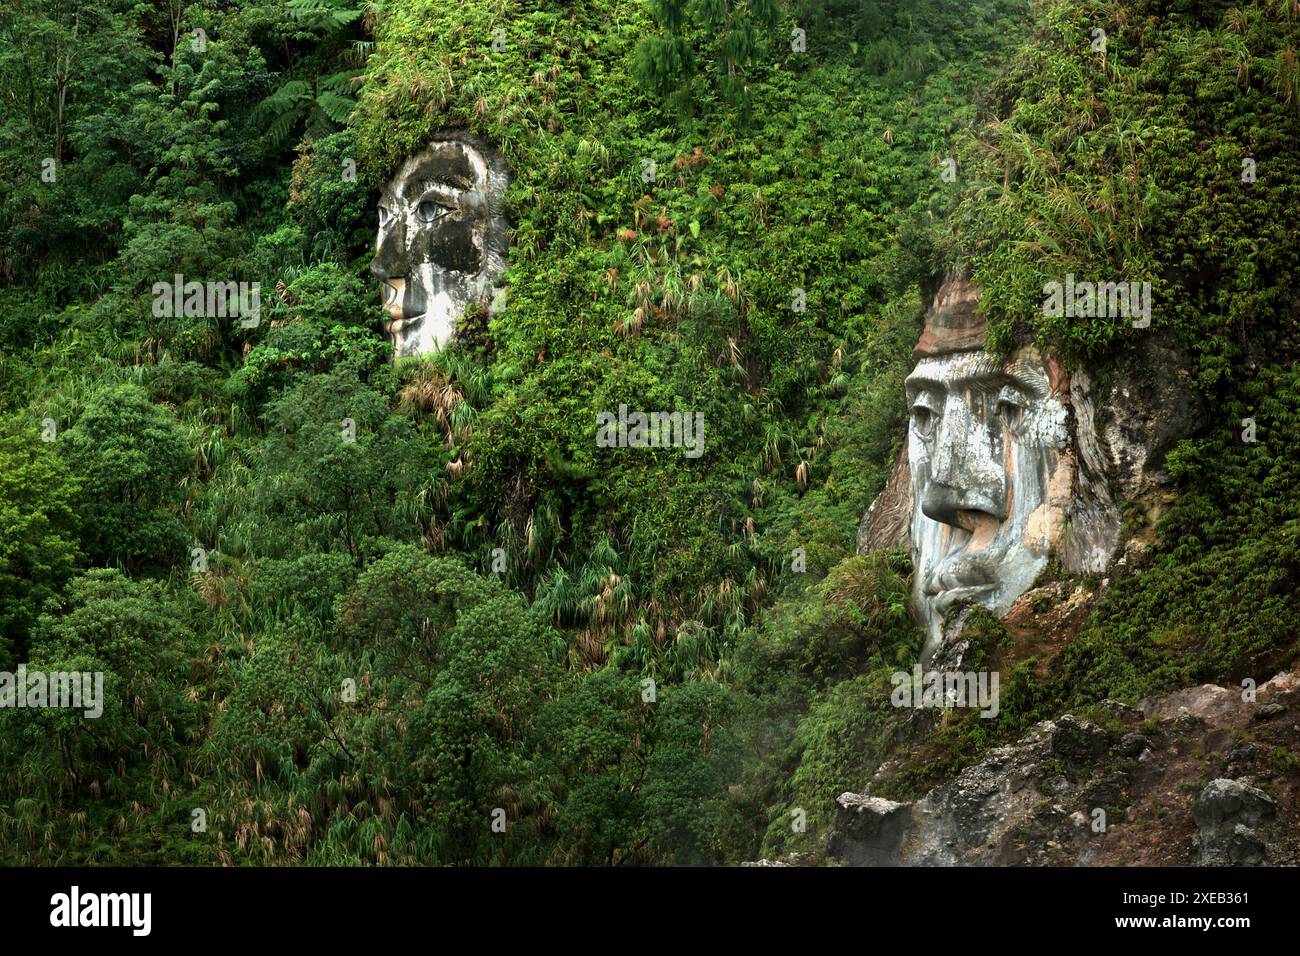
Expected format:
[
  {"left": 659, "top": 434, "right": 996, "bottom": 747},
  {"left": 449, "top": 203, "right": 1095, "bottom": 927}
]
[{"left": 1191, "top": 779, "right": 1278, "bottom": 866}]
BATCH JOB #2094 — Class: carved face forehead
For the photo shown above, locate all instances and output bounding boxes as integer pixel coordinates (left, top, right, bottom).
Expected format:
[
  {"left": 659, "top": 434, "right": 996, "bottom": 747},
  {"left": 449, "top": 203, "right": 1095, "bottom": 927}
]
[{"left": 381, "top": 141, "right": 488, "bottom": 208}]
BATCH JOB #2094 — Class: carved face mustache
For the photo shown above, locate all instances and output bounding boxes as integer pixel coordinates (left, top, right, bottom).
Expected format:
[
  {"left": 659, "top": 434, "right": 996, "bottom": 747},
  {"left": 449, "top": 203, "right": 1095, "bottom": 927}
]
[{"left": 921, "top": 507, "right": 1011, "bottom": 591}]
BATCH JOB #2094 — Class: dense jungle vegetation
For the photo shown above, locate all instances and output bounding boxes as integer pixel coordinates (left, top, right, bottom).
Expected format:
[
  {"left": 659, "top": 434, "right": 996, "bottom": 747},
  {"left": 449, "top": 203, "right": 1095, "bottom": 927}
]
[{"left": 0, "top": 0, "right": 1296, "bottom": 864}]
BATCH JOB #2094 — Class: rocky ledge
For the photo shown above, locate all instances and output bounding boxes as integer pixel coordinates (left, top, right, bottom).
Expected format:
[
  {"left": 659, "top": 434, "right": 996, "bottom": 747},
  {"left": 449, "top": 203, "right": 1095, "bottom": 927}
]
[{"left": 827, "top": 672, "right": 1300, "bottom": 866}]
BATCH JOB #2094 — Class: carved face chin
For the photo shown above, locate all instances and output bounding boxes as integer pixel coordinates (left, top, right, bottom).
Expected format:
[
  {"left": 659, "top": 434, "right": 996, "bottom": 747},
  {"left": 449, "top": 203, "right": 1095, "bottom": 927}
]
[
  {"left": 371, "top": 138, "right": 505, "bottom": 357},
  {"left": 906, "top": 346, "right": 1071, "bottom": 657}
]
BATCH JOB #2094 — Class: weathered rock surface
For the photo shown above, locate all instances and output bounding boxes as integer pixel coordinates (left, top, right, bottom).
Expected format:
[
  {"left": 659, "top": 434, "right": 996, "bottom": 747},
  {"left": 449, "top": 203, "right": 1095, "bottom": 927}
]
[
  {"left": 1060, "top": 338, "right": 1207, "bottom": 574},
  {"left": 855, "top": 444, "right": 911, "bottom": 553},
  {"left": 828, "top": 673, "right": 1300, "bottom": 866},
  {"left": 1192, "top": 779, "right": 1278, "bottom": 865}
]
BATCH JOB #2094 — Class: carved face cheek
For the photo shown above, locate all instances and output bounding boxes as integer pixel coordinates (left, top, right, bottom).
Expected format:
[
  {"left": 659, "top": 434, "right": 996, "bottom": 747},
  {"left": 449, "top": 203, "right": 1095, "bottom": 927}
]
[
  {"left": 1012, "top": 396, "right": 1071, "bottom": 553},
  {"left": 372, "top": 201, "right": 407, "bottom": 319},
  {"left": 416, "top": 215, "right": 483, "bottom": 275}
]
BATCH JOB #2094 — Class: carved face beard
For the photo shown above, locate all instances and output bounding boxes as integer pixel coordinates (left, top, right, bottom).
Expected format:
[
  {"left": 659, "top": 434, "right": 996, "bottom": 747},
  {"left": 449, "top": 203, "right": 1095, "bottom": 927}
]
[
  {"left": 373, "top": 141, "right": 492, "bottom": 356},
  {"left": 906, "top": 349, "right": 1069, "bottom": 657}
]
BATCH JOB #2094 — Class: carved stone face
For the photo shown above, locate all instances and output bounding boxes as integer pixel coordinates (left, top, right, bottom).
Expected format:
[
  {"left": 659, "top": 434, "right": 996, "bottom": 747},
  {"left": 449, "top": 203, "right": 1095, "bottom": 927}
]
[
  {"left": 906, "top": 282, "right": 1072, "bottom": 659},
  {"left": 371, "top": 136, "right": 508, "bottom": 357}
]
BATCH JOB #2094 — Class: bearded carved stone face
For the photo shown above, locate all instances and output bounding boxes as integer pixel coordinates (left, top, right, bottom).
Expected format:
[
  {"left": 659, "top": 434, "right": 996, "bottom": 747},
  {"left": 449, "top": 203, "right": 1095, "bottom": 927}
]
[
  {"left": 905, "top": 278, "right": 1072, "bottom": 659},
  {"left": 371, "top": 136, "right": 508, "bottom": 357}
]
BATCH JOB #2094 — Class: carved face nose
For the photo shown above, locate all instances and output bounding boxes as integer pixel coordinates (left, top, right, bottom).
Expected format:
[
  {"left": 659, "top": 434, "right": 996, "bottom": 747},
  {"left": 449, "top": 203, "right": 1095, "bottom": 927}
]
[
  {"left": 371, "top": 222, "right": 408, "bottom": 281},
  {"left": 921, "top": 395, "right": 1007, "bottom": 530},
  {"left": 921, "top": 483, "right": 1002, "bottom": 532}
]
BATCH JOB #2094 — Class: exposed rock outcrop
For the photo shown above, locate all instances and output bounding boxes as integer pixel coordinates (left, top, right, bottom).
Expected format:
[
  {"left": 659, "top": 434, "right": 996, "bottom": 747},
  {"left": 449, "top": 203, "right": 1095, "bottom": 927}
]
[
  {"left": 828, "top": 673, "right": 1300, "bottom": 866},
  {"left": 1192, "top": 779, "right": 1278, "bottom": 865},
  {"left": 1059, "top": 337, "right": 1208, "bottom": 573},
  {"left": 855, "top": 444, "right": 911, "bottom": 553}
]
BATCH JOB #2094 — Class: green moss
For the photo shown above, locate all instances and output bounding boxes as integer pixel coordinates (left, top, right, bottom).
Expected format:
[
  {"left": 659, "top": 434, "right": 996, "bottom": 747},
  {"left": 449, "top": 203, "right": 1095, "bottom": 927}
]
[{"left": 946, "top": 0, "right": 1300, "bottom": 389}]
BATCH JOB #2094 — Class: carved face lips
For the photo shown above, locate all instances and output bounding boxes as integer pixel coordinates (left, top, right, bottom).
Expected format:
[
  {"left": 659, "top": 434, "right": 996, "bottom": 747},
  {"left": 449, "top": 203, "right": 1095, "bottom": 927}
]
[{"left": 371, "top": 140, "right": 491, "bottom": 354}]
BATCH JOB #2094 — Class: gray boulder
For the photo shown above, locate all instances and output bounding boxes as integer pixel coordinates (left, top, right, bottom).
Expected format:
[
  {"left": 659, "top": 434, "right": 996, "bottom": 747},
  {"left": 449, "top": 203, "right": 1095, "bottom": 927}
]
[{"left": 1191, "top": 779, "right": 1277, "bottom": 865}]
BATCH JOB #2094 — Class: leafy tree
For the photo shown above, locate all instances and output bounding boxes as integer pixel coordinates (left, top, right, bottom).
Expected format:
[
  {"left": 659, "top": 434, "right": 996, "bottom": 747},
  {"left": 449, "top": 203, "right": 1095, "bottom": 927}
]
[
  {"left": 0, "top": 421, "right": 82, "bottom": 665},
  {"left": 223, "top": 262, "right": 388, "bottom": 410},
  {"left": 327, "top": 548, "right": 565, "bottom": 864},
  {"left": 251, "top": 551, "right": 357, "bottom": 624},
  {"left": 0, "top": 0, "right": 151, "bottom": 280},
  {"left": 635, "top": 0, "right": 781, "bottom": 109},
  {"left": 58, "top": 384, "right": 191, "bottom": 571},
  {"left": 109, "top": 22, "right": 258, "bottom": 355},
  {"left": 2, "top": 569, "right": 203, "bottom": 805},
  {"left": 243, "top": 368, "right": 433, "bottom": 558},
  {"left": 250, "top": 0, "right": 370, "bottom": 149},
  {"left": 206, "top": 621, "right": 338, "bottom": 782},
  {"left": 288, "top": 130, "right": 372, "bottom": 260}
]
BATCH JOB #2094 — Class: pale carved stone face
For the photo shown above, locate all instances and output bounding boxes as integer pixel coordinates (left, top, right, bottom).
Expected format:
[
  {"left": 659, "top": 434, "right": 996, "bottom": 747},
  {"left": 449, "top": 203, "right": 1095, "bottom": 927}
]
[
  {"left": 371, "top": 136, "right": 508, "bottom": 357},
  {"left": 906, "top": 346, "right": 1071, "bottom": 659}
]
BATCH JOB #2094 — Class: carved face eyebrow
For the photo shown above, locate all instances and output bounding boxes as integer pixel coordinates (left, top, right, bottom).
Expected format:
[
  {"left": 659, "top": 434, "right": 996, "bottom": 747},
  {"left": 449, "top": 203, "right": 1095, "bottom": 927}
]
[
  {"left": 404, "top": 176, "right": 468, "bottom": 202},
  {"left": 398, "top": 153, "right": 477, "bottom": 197},
  {"left": 904, "top": 373, "right": 944, "bottom": 401},
  {"left": 905, "top": 356, "right": 1048, "bottom": 401}
]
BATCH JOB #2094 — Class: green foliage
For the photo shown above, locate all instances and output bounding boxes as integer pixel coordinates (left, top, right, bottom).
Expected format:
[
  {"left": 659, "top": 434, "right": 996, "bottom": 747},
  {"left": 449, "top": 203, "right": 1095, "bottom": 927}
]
[
  {"left": 234, "top": 368, "right": 433, "bottom": 558},
  {"left": 0, "top": 421, "right": 82, "bottom": 665},
  {"left": 57, "top": 383, "right": 191, "bottom": 571},
  {"left": 0, "top": 569, "right": 206, "bottom": 862},
  {"left": 253, "top": 0, "right": 369, "bottom": 148},
  {"left": 206, "top": 548, "right": 569, "bottom": 864},
  {"left": 288, "top": 130, "right": 373, "bottom": 259},
  {"left": 634, "top": 0, "right": 781, "bottom": 111},
  {"left": 538, "top": 670, "right": 740, "bottom": 864},
  {"left": 0, "top": 0, "right": 152, "bottom": 281},
  {"left": 2, "top": 0, "right": 1295, "bottom": 870},
  {"left": 205, "top": 622, "right": 336, "bottom": 783},
  {"left": 946, "top": 0, "right": 1300, "bottom": 387},
  {"left": 777, "top": 670, "right": 901, "bottom": 850},
  {"left": 223, "top": 263, "right": 389, "bottom": 408}
]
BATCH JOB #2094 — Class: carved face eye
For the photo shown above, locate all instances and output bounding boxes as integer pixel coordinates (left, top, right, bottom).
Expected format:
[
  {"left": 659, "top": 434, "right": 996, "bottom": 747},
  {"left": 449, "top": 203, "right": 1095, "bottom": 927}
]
[
  {"left": 911, "top": 397, "right": 939, "bottom": 439},
  {"left": 378, "top": 205, "right": 391, "bottom": 228},
  {"left": 416, "top": 199, "right": 450, "bottom": 224},
  {"left": 995, "top": 387, "right": 1025, "bottom": 432}
]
